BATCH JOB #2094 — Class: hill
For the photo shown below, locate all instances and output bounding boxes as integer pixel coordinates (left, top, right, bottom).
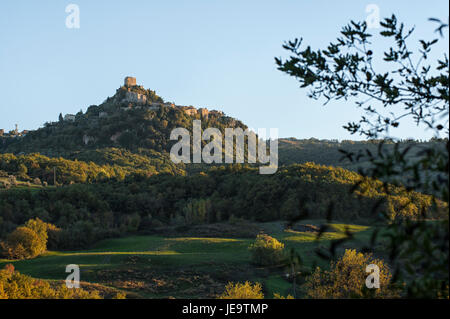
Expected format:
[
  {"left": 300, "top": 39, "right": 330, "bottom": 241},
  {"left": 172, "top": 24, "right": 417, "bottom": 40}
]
[
  {"left": 0, "top": 77, "right": 247, "bottom": 159},
  {"left": 278, "top": 137, "right": 446, "bottom": 169}
]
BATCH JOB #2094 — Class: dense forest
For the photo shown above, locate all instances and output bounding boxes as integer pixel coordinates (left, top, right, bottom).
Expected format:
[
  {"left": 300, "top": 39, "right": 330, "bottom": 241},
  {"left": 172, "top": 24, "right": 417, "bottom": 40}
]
[{"left": 0, "top": 162, "right": 445, "bottom": 251}]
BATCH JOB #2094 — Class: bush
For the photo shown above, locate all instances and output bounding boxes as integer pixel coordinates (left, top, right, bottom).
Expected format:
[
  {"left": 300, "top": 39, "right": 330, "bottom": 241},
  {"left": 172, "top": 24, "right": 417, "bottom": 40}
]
[
  {"left": 304, "top": 249, "right": 400, "bottom": 298},
  {"left": 0, "top": 264, "right": 102, "bottom": 299},
  {"left": 0, "top": 218, "right": 55, "bottom": 260},
  {"left": 1, "top": 226, "right": 45, "bottom": 259},
  {"left": 218, "top": 281, "right": 264, "bottom": 299},
  {"left": 249, "top": 233, "right": 285, "bottom": 266}
]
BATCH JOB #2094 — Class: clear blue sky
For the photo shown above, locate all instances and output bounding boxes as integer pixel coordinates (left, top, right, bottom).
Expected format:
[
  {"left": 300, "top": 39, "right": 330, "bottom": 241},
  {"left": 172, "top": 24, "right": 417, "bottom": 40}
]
[{"left": 0, "top": 0, "right": 448, "bottom": 140}]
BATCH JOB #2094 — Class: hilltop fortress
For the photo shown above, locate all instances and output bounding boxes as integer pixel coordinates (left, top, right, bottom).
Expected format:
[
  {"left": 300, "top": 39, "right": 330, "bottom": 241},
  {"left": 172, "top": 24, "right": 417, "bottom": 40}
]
[
  {"left": 123, "top": 76, "right": 147, "bottom": 104},
  {"left": 62, "top": 76, "right": 225, "bottom": 142},
  {"left": 117, "top": 77, "right": 223, "bottom": 119}
]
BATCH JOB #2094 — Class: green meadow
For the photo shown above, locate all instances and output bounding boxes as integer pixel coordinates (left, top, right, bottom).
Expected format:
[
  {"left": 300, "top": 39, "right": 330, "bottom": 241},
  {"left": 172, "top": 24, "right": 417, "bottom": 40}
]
[{"left": 0, "top": 220, "right": 377, "bottom": 298}]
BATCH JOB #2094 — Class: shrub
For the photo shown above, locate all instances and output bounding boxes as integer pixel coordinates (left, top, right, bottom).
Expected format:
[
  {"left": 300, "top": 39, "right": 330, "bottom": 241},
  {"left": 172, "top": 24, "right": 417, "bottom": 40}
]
[
  {"left": 304, "top": 249, "right": 400, "bottom": 298},
  {"left": 249, "top": 233, "right": 285, "bottom": 266},
  {"left": 218, "top": 281, "right": 264, "bottom": 299},
  {"left": 0, "top": 264, "right": 102, "bottom": 299},
  {"left": 0, "top": 218, "right": 55, "bottom": 260},
  {"left": 1, "top": 226, "right": 45, "bottom": 259}
]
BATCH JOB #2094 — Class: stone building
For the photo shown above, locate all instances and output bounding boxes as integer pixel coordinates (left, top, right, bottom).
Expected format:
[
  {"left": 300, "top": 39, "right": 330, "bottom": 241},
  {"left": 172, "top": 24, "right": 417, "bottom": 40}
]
[
  {"left": 0, "top": 129, "right": 4, "bottom": 136},
  {"left": 124, "top": 76, "right": 137, "bottom": 87},
  {"left": 181, "top": 106, "right": 198, "bottom": 116},
  {"left": 64, "top": 114, "right": 76, "bottom": 121},
  {"left": 124, "top": 90, "right": 147, "bottom": 104}
]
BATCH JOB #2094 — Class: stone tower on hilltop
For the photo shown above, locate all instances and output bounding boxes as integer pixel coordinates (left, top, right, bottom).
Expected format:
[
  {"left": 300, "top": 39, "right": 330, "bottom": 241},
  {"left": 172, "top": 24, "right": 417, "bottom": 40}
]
[
  {"left": 124, "top": 76, "right": 137, "bottom": 87},
  {"left": 121, "top": 76, "right": 147, "bottom": 104}
]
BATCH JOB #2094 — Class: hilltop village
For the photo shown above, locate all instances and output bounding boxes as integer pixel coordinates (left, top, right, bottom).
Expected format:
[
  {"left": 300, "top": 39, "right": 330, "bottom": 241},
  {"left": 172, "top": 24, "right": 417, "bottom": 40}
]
[
  {"left": 0, "top": 124, "right": 29, "bottom": 138},
  {"left": 63, "top": 77, "right": 224, "bottom": 122},
  {"left": 1, "top": 77, "right": 225, "bottom": 142}
]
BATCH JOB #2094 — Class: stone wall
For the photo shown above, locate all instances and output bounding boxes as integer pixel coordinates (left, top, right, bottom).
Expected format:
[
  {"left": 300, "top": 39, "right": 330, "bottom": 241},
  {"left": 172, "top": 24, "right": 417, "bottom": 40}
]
[{"left": 124, "top": 91, "right": 147, "bottom": 104}]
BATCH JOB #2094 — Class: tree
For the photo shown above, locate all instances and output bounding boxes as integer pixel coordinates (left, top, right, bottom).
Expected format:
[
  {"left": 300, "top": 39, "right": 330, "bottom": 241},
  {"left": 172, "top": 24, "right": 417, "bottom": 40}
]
[
  {"left": 305, "top": 249, "right": 399, "bottom": 298},
  {"left": 24, "top": 218, "right": 51, "bottom": 248},
  {"left": 18, "top": 164, "right": 27, "bottom": 175},
  {"left": 1, "top": 226, "right": 44, "bottom": 260},
  {"left": 249, "top": 233, "right": 285, "bottom": 266},
  {"left": 218, "top": 281, "right": 264, "bottom": 299},
  {"left": 276, "top": 15, "right": 448, "bottom": 298},
  {"left": 275, "top": 16, "right": 448, "bottom": 141},
  {"left": 58, "top": 113, "right": 64, "bottom": 123},
  {"left": 0, "top": 218, "right": 55, "bottom": 260}
]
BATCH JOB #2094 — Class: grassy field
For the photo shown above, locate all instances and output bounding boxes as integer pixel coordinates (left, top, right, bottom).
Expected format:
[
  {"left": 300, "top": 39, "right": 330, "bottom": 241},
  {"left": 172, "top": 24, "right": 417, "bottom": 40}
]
[
  {"left": 0, "top": 176, "right": 47, "bottom": 191},
  {"left": 0, "top": 220, "right": 380, "bottom": 298}
]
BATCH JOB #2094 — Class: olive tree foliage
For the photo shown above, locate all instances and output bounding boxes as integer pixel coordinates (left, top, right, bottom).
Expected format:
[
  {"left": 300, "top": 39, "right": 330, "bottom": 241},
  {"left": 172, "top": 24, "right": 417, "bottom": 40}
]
[
  {"left": 275, "top": 15, "right": 448, "bottom": 298},
  {"left": 275, "top": 15, "right": 448, "bottom": 139}
]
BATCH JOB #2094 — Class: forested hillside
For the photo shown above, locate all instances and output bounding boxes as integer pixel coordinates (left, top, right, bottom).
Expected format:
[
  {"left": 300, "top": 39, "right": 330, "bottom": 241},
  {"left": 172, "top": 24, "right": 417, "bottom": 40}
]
[
  {"left": 0, "top": 107, "right": 246, "bottom": 157},
  {"left": 278, "top": 137, "right": 447, "bottom": 169},
  {"left": 0, "top": 163, "right": 445, "bottom": 250}
]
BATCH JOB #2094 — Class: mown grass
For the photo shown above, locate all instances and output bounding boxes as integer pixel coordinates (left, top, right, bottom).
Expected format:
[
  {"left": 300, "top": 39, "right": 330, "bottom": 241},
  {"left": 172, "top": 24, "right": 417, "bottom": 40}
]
[{"left": 0, "top": 220, "right": 378, "bottom": 298}]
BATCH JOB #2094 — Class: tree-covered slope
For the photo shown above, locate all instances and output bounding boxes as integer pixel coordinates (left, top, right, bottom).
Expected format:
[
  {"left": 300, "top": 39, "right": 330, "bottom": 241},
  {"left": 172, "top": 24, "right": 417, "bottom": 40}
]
[
  {"left": 0, "top": 83, "right": 247, "bottom": 158},
  {"left": 0, "top": 163, "right": 445, "bottom": 250}
]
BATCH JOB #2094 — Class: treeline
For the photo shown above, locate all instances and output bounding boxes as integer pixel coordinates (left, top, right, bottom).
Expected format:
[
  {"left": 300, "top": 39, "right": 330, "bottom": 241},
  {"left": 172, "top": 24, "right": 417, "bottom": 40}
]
[
  {"left": 0, "top": 163, "right": 444, "bottom": 250},
  {"left": 278, "top": 137, "right": 448, "bottom": 169},
  {"left": 0, "top": 149, "right": 184, "bottom": 186}
]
